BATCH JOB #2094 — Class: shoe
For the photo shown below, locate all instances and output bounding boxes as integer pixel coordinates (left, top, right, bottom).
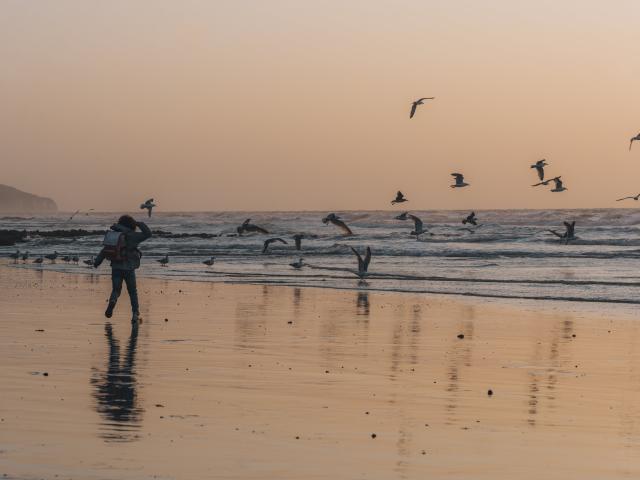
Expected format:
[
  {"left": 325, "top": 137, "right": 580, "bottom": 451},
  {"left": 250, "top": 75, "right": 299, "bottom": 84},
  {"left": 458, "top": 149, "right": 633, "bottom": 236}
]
[
  {"left": 131, "top": 311, "right": 140, "bottom": 324},
  {"left": 105, "top": 301, "right": 116, "bottom": 318}
]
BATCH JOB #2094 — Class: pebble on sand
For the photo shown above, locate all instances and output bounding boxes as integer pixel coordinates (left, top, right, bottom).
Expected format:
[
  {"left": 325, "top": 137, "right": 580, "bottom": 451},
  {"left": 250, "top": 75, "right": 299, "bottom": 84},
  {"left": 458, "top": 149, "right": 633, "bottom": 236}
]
[
  {"left": 457, "top": 333, "right": 464, "bottom": 339},
  {"left": 487, "top": 389, "right": 493, "bottom": 396},
  {"left": 371, "top": 433, "right": 377, "bottom": 439}
]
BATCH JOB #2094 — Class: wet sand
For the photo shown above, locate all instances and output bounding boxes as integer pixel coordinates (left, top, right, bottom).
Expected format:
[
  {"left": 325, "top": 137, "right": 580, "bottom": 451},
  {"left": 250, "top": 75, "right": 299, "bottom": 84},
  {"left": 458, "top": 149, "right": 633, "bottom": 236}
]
[{"left": 1, "top": 264, "right": 640, "bottom": 479}]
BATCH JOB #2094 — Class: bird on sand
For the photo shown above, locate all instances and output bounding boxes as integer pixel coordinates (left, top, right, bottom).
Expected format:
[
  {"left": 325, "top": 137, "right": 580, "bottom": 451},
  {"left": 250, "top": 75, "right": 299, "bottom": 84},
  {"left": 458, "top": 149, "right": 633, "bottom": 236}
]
[
  {"left": 45, "top": 251, "right": 58, "bottom": 263},
  {"left": 450, "top": 173, "right": 469, "bottom": 188},
  {"left": 530, "top": 159, "right": 548, "bottom": 181},
  {"left": 293, "top": 234, "right": 304, "bottom": 250},
  {"left": 391, "top": 191, "right": 408, "bottom": 205},
  {"left": 322, "top": 213, "right": 353, "bottom": 235},
  {"left": 630, "top": 133, "right": 640, "bottom": 151},
  {"left": 140, "top": 199, "right": 156, "bottom": 217},
  {"left": 237, "top": 219, "right": 269, "bottom": 235},
  {"left": 409, "top": 97, "right": 435, "bottom": 119},
  {"left": 157, "top": 254, "right": 169, "bottom": 267},
  {"left": 290, "top": 258, "right": 305, "bottom": 269},
  {"left": 61, "top": 255, "right": 71, "bottom": 263},
  {"left": 550, "top": 177, "right": 567, "bottom": 192},
  {"left": 72, "top": 254, "right": 79, "bottom": 264},
  {"left": 83, "top": 256, "right": 94, "bottom": 266},
  {"left": 203, "top": 256, "right": 215, "bottom": 266},
  {"left": 549, "top": 221, "right": 576, "bottom": 245},
  {"left": 9, "top": 250, "right": 20, "bottom": 263},
  {"left": 350, "top": 246, "right": 372, "bottom": 279},
  {"left": 21, "top": 251, "right": 29, "bottom": 262},
  {"left": 262, "top": 237, "right": 288, "bottom": 254},
  {"left": 616, "top": 193, "right": 640, "bottom": 202},
  {"left": 33, "top": 256, "right": 43, "bottom": 265},
  {"left": 462, "top": 212, "right": 478, "bottom": 226}
]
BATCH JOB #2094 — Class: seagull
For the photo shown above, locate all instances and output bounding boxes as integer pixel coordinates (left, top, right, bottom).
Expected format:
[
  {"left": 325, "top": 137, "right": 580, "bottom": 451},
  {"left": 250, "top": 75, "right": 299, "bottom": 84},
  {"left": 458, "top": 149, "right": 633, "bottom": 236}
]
[
  {"left": 409, "top": 97, "right": 435, "bottom": 119},
  {"left": 293, "top": 234, "right": 304, "bottom": 250},
  {"left": 140, "top": 198, "right": 156, "bottom": 217},
  {"left": 33, "top": 256, "right": 44, "bottom": 265},
  {"left": 72, "top": 254, "right": 79, "bottom": 264},
  {"left": 322, "top": 213, "right": 353, "bottom": 235},
  {"left": 289, "top": 258, "right": 305, "bottom": 269},
  {"left": 394, "top": 212, "right": 409, "bottom": 220},
  {"left": 203, "top": 256, "right": 215, "bottom": 266},
  {"left": 9, "top": 250, "right": 20, "bottom": 263},
  {"left": 408, "top": 214, "right": 429, "bottom": 238},
  {"left": 350, "top": 246, "right": 372, "bottom": 279},
  {"left": 391, "top": 191, "right": 408, "bottom": 205},
  {"left": 83, "top": 256, "right": 94, "bottom": 266},
  {"left": 262, "top": 237, "right": 288, "bottom": 254},
  {"left": 450, "top": 173, "right": 469, "bottom": 188},
  {"left": 157, "top": 254, "right": 169, "bottom": 267},
  {"left": 630, "top": 133, "right": 640, "bottom": 151},
  {"left": 616, "top": 193, "right": 640, "bottom": 202},
  {"left": 548, "top": 221, "right": 576, "bottom": 245},
  {"left": 44, "top": 251, "right": 58, "bottom": 263},
  {"left": 550, "top": 177, "right": 567, "bottom": 192},
  {"left": 462, "top": 212, "right": 478, "bottom": 226},
  {"left": 61, "top": 255, "right": 71, "bottom": 263},
  {"left": 21, "top": 251, "right": 29, "bottom": 262},
  {"left": 68, "top": 210, "right": 81, "bottom": 221},
  {"left": 237, "top": 219, "right": 269, "bottom": 235},
  {"left": 530, "top": 159, "right": 548, "bottom": 181}
]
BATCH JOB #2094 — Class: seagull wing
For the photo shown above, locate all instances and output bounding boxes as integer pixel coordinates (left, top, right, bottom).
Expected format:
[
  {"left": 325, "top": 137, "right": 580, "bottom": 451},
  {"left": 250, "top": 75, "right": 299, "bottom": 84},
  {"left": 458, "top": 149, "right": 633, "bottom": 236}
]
[
  {"left": 418, "top": 97, "right": 434, "bottom": 102},
  {"left": 408, "top": 214, "right": 423, "bottom": 231},
  {"left": 350, "top": 247, "right": 364, "bottom": 271},
  {"left": 332, "top": 218, "right": 353, "bottom": 235},
  {"left": 535, "top": 165, "right": 544, "bottom": 181},
  {"left": 363, "top": 247, "right": 372, "bottom": 272},
  {"left": 410, "top": 103, "right": 417, "bottom": 119},
  {"left": 294, "top": 236, "right": 302, "bottom": 250},
  {"left": 616, "top": 196, "right": 633, "bottom": 201}
]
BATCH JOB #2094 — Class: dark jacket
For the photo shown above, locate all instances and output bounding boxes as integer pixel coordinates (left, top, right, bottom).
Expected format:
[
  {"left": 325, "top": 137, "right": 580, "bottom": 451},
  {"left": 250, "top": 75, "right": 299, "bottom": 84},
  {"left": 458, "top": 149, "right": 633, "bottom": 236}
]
[{"left": 95, "top": 222, "right": 152, "bottom": 271}]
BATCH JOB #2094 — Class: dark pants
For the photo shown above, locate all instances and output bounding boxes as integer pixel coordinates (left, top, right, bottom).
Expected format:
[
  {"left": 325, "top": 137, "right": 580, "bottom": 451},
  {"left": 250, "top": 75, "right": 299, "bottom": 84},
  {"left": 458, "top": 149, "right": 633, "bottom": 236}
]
[{"left": 109, "top": 269, "right": 139, "bottom": 313}]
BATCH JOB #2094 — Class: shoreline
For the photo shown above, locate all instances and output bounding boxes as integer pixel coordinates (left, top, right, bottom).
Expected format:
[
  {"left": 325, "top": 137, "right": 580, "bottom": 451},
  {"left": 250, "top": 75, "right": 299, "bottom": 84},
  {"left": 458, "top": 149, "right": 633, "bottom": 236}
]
[{"left": 2, "top": 265, "right": 640, "bottom": 479}]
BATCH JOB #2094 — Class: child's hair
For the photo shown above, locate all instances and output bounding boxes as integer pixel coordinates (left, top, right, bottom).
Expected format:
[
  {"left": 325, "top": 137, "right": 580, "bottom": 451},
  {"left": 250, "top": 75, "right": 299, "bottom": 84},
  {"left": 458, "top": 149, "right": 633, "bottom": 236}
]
[{"left": 118, "top": 215, "right": 137, "bottom": 230}]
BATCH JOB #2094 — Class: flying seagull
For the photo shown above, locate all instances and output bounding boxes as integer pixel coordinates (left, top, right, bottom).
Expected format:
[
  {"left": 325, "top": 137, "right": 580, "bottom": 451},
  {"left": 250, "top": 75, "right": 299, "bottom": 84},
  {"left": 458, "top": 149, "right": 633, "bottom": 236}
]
[
  {"left": 157, "top": 254, "right": 169, "bottom": 267},
  {"left": 408, "top": 214, "right": 429, "bottom": 238},
  {"left": 203, "top": 256, "right": 215, "bottom": 266},
  {"left": 290, "top": 258, "right": 305, "bottom": 269},
  {"left": 551, "top": 177, "right": 567, "bottom": 192},
  {"left": 322, "top": 213, "right": 353, "bottom": 235},
  {"left": 616, "top": 193, "right": 640, "bottom": 202},
  {"left": 530, "top": 159, "right": 548, "bottom": 181},
  {"left": 409, "top": 97, "right": 435, "bottom": 119},
  {"left": 140, "top": 199, "right": 156, "bottom": 217},
  {"left": 350, "top": 246, "right": 372, "bottom": 279},
  {"left": 394, "top": 212, "right": 409, "bottom": 220},
  {"left": 630, "top": 133, "right": 640, "bottom": 151},
  {"left": 391, "top": 191, "right": 408, "bottom": 205},
  {"left": 9, "top": 250, "right": 20, "bottom": 263},
  {"left": 549, "top": 221, "right": 576, "bottom": 245},
  {"left": 462, "top": 212, "right": 478, "bottom": 226},
  {"left": 237, "top": 219, "right": 269, "bottom": 235},
  {"left": 262, "top": 237, "right": 288, "bottom": 254},
  {"left": 68, "top": 208, "right": 95, "bottom": 221},
  {"left": 450, "top": 173, "right": 469, "bottom": 188},
  {"left": 293, "top": 234, "right": 304, "bottom": 250}
]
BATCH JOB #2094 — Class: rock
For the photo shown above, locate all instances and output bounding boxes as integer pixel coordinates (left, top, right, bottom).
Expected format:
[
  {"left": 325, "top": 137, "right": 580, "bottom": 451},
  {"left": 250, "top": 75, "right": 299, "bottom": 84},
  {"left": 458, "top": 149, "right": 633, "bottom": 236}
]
[
  {"left": 371, "top": 433, "right": 377, "bottom": 439},
  {"left": 457, "top": 334, "right": 465, "bottom": 339},
  {"left": 487, "top": 389, "right": 493, "bottom": 396}
]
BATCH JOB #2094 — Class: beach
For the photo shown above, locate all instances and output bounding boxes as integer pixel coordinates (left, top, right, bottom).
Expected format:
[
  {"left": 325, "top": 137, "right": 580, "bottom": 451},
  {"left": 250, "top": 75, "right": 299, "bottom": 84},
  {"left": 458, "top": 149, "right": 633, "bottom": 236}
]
[{"left": 1, "top": 264, "right": 640, "bottom": 479}]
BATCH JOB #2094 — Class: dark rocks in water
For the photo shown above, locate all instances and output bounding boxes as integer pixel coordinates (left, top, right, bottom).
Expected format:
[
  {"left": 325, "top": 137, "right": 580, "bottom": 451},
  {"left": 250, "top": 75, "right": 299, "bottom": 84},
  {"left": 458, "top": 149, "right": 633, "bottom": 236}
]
[
  {"left": 0, "top": 230, "right": 27, "bottom": 246},
  {"left": 0, "top": 184, "right": 57, "bottom": 214}
]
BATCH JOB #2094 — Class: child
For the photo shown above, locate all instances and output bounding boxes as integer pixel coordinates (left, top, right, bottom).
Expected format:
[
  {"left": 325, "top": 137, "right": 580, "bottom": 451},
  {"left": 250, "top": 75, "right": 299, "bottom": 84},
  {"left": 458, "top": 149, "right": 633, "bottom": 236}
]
[{"left": 94, "top": 215, "right": 152, "bottom": 323}]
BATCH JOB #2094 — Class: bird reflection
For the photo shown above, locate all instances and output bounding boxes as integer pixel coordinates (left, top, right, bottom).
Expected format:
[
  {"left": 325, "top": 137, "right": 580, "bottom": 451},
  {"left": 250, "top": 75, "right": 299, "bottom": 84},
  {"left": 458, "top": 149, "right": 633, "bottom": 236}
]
[
  {"left": 356, "top": 292, "right": 370, "bottom": 316},
  {"left": 91, "top": 322, "right": 143, "bottom": 442}
]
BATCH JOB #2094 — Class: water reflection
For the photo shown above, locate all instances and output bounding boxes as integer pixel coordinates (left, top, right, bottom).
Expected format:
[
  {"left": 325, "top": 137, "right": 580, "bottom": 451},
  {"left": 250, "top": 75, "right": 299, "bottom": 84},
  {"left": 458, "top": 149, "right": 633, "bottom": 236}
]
[
  {"left": 356, "top": 292, "right": 370, "bottom": 317},
  {"left": 91, "top": 322, "right": 143, "bottom": 442}
]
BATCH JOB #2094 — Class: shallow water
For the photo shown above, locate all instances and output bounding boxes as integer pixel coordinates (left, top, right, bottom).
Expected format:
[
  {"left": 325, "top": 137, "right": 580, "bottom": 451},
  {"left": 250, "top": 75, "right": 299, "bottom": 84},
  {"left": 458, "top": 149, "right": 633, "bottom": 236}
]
[{"left": 3, "top": 209, "right": 640, "bottom": 305}]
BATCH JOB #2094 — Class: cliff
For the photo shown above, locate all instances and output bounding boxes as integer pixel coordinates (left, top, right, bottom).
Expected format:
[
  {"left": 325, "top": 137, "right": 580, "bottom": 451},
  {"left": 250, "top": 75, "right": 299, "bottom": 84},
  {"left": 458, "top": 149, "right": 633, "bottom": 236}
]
[{"left": 0, "top": 184, "right": 58, "bottom": 214}]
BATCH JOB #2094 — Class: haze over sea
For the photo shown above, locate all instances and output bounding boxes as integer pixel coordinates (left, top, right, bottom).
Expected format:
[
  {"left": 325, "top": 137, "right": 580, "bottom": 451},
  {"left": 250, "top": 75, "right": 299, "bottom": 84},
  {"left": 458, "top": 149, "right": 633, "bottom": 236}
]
[{"left": 4, "top": 208, "right": 640, "bottom": 309}]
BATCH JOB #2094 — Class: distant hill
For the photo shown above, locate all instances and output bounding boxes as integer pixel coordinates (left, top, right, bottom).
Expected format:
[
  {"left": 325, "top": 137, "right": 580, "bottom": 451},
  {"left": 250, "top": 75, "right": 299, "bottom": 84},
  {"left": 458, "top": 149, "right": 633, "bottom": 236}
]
[{"left": 0, "top": 184, "right": 58, "bottom": 213}]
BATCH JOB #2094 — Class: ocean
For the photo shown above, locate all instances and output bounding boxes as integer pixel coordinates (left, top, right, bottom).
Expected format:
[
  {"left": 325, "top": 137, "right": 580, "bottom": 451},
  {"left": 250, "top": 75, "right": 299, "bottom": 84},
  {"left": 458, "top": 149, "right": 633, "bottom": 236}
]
[{"left": 3, "top": 209, "right": 640, "bottom": 308}]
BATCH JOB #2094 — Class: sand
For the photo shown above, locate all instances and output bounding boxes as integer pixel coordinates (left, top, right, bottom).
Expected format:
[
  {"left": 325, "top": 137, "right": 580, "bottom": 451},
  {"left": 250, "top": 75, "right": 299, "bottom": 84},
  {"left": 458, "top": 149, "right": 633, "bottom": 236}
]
[{"left": 1, "top": 264, "right": 640, "bottom": 479}]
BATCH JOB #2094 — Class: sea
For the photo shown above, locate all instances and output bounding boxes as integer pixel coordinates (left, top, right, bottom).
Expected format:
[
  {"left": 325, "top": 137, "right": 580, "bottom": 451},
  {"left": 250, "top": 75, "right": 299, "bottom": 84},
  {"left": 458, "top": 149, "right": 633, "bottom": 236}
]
[{"left": 2, "top": 209, "right": 640, "bottom": 310}]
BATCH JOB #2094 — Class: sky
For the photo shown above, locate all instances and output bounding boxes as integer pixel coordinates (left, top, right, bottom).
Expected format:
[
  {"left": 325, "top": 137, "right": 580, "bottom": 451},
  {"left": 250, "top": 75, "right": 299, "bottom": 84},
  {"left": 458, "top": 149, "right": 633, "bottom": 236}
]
[{"left": 2, "top": 0, "right": 640, "bottom": 212}]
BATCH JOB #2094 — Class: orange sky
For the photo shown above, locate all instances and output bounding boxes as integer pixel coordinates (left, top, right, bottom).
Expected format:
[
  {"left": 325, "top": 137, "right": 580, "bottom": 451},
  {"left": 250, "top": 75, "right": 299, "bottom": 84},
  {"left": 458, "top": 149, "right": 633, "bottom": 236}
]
[{"left": 2, "top": 0, "right": 640, "bottom": 211}]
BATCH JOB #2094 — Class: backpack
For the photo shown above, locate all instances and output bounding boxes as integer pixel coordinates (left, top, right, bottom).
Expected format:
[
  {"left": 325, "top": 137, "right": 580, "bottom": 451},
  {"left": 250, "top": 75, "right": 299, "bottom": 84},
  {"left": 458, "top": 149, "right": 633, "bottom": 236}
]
[{"left": 102, "top": 231, "right": 127, "bottom": 261}]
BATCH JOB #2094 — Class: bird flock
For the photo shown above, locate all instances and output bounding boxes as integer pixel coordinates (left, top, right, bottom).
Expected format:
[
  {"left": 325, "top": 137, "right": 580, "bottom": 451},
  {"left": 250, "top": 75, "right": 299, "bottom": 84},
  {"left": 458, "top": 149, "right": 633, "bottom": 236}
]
[{"left": 8, "top": 106, "right": 640, "bottom": 280}]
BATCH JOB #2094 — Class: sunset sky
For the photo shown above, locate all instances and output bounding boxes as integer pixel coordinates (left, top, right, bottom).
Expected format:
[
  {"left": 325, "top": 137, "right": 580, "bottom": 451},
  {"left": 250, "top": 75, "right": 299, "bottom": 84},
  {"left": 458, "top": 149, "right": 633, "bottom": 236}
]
[{"left": 2, "top": 0, "right": 640, "bottom": 211}]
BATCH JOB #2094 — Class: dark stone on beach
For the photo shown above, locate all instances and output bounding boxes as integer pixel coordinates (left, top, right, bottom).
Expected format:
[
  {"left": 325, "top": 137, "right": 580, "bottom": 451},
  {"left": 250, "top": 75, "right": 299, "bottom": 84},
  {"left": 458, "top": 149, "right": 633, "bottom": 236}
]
[
  {"left": 35, "top": 329, "right": 44, "bottom": 332},
  {"left": 325, "top": 370, "right": 329, "bottom": 373},
  {"left": 487, "top": 389, "right": 493, "bottom": 396},
  {"left": 287, "top": 321, "right": 293, "bottom": 324},
  {"left": 164, "top": 318, "right": 168, "bottom": 322},
  {"left": 572, "top": 334, "right": 576, "bottom": 338},
  {"left": 457, "top": 334, "right": 464, "bottom": 339},
  {"left": 295, "top": 436, "right": 300, "bottom": 440},
  {"left": 155, "top": 404, "right": 164, "bottom": 408},
  {"left": 365, "top": 411, "right": 369, "bottom": 415},
  {"left": 43, "top": 372, "right": 48, "bottom": 376},
  {"left": 371, "top": 433, "right": 377, "bottom": 439}
]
